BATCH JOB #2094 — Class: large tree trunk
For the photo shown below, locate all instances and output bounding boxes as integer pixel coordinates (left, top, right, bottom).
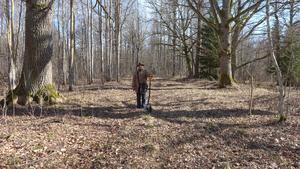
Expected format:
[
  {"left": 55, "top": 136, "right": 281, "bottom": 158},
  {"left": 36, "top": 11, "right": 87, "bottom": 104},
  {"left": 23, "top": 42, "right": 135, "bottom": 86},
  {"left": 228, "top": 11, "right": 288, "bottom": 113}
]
[
  {"left": 218, "top": 6, "right": 234, "bottom": 87},
  {"left": 16, "top": 0, "right": 55, "bottom": 105},
  {"left": 219, "top": 32, "right": 233, "bottom": 87},
  {"left": 218, "top": 30, "right": 234, "bottom": 87}
]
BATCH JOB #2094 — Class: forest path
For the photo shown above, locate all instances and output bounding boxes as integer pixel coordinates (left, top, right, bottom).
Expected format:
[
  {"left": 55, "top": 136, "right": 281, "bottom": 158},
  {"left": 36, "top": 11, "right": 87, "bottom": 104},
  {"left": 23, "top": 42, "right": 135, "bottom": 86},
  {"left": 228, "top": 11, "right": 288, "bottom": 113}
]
[{"left": 0, "top": 78, "right": 299, "bottom": 168}]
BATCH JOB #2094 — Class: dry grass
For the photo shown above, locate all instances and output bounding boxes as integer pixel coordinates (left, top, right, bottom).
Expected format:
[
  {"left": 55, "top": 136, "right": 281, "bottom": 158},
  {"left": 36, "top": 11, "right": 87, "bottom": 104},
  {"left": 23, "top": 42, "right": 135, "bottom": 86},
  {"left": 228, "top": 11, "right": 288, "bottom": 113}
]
[{"left": 0, "top": 78, "right": 299, "bottom": 169}]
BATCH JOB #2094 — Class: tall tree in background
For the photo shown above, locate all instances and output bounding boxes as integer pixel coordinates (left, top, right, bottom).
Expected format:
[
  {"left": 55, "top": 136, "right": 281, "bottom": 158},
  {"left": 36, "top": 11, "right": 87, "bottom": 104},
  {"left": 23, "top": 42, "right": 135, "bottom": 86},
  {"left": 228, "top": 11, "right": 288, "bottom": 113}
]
[
  {"left": 194, "top": 0, "right": 202, "bottom": 78},
  {"left": 149, "top": 0, "right": 195, "bottom": 77},
  {"left": 171, "top": 0, "right": 178, "bottom": 77},
  {"left": 200, "top": 19, "right": 219, "bottom": 80},
  {"left": 6, "top": 0, "right": 16, "bottom": 90},
  {"left": 61, "top": 0, "right": 67, "bottom": 85},
  {"left": 266, "top": 0, "right": 285, "bottom": 120},
  {"left": 69, "top": 0, "right": 75, "bottom": 91},
  {"left": 96, "top": 1, "right": 104, "bottom": 75},
  {"left": 88, "top": 0, "right": 94, "bottom": 84},
  {"left": 188, "top": 0, "right": 263, "bottom": 87},
  {"left": 114, "top": 0, "right": 121, "bottom": 82}
]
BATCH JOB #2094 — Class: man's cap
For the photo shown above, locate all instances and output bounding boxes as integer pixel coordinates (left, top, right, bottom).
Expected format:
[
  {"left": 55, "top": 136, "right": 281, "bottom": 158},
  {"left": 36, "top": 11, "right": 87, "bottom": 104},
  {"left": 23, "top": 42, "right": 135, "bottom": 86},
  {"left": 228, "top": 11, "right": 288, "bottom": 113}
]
[{"left": 137, "top": 62, "right": 144, "bottom": 67}]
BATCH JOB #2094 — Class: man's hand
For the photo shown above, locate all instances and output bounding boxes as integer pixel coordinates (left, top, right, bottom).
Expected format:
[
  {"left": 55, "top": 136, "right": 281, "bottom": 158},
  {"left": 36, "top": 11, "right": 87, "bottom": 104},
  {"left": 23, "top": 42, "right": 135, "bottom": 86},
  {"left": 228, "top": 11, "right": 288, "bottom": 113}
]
[{"left": 148, "top": 74, "right": 154, "bottom": 80}]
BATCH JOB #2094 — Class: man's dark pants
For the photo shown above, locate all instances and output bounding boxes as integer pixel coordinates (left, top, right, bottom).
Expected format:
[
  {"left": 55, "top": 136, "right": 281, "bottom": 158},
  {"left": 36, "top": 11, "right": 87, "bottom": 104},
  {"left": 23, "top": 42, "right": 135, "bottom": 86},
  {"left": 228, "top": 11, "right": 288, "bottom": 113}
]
[{"left": 137, "top": 83, "right": 147, "bottom": 108}]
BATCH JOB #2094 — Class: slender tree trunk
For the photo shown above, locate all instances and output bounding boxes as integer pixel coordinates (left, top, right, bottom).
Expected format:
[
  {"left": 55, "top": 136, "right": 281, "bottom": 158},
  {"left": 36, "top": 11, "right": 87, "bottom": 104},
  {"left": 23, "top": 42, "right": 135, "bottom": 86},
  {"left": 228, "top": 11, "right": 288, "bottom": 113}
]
[
  {"left": 266, "top": 0, "right": 285, "bottom": 118},
  {"left": 56, "top": 0, "right": 61, "bottom": 89},
  {"left": 86, "top": 0, "right": 90, "bottom": 83},
  {"left": 115, "top": 0, "right": 121, "bottom": 82},
  {"left": 109, "top": 0, "right": 113, "bottom": 80},
  {"left": 89, "top": 0, "right": 94, "bottom": 84},
  {"left": 183, "top": 45, "right": 193, "bottom": 78},
  {"left": 289, "top": 0, "right": 294, "bottom": 26},
  {"left": 85, "top": 14, "right": 89, "bottom": 82},
  {"left": 106, "top": 0, "right": 112, "bottom": 80},
  {"left": 136, "top": 8, "right": 141, "bottom": 66},
  {"left": 194, "top": 16, "right": 201, "bottom": 78},
  {"left": 69, "top": 0, "right": 75, "bottom": 91},
  {"left": 172, "top": 37, "right": 176, "bottom": 77},
  {"left": 171, "top": 0, "right": 177, "bottom": 77},
  {"left": 15, "top": 1, "right": 23, "bottom": 70},
  {"left": 231, "top": 27, "right": 241, "bottom": 79},
  {"left": 61, "top": 0, "right": 66, "bottom": 85},
  {"left": 0, "top": 14, "right": 3, "bottom": 35},
  {"left": 104, "top": 0, "right": 109, "bottom": 79},
  {"left": 6, "top": 0, "right": 16, "bottom": 90},
  {"left": 98, "top": 3, "right": 104, "bottom": 74},
  {"left": 273, "top": 1, "right": 281, "bottom": 59}
]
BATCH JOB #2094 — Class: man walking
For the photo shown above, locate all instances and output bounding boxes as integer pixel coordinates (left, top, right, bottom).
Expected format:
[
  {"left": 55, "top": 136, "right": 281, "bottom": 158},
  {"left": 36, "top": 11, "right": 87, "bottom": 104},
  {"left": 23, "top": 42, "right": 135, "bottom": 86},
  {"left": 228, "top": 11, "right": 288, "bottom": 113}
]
[{"left": 132, "top": 63, "right": 152, "bottom": 108}]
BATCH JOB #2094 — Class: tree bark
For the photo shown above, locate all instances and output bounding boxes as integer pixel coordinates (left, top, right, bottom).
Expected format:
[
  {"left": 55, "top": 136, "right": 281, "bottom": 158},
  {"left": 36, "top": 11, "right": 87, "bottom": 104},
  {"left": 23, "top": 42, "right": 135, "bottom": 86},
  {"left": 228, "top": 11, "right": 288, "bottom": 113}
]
[
  {"left": 115, "top": 0, "right": 121, "bottom": 82},
  {"left": 171, "top": 0, "right": 177, "bottom": 77},
  {"left": 194, "top": 15, "right": 201, "bottom": 78},
  {"left": 266, "top": 0, "right": 285, "bottom": 119},
  {"left": 6, "top": 0, "right": 16, "bottom": 90},
  {"left": 104, "top": 0, "right": 109, "bottom": 79},
  {"left": 61, "top": 0, "right": 67, "bottom": 85},
  {"left": 16, "top": 0, "right": 55, "bottom": 105},
  {"left": 69, "top": 0, "right": 75, "bottom": 91},
  {"left": 218, "top": 1, "right": 234, "bottom": 87},
  {"left": 88, "top": 0, "right": 94, "bottom": 84},
  {"left": 98, "top": 3, "right": 104, "bottom": 74}
]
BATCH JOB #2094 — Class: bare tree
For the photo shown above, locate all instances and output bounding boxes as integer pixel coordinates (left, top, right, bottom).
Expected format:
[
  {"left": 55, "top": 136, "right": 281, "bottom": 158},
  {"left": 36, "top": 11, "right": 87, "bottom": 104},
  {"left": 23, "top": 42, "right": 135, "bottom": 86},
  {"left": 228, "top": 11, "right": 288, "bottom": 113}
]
[
  {"left": 61, "top": 0, "right": 67, "bottom": 86},
  {"left": 266, "top": 0, "right": 285, "bottom": 120},
  {"left": 69, "top": 0, "right": 76, "bottom": 91},
  {"left": 11, "top": 0, "right": 57, "bottom": 105},
  {"left": 6, "top": 0, "right": 16, "bottom": 91},
  {"left": 187, "top": 0, "right": 264, "bottom": 87},
  {"left": 87, "top": 0, "right": 94, "bottom": 84}
]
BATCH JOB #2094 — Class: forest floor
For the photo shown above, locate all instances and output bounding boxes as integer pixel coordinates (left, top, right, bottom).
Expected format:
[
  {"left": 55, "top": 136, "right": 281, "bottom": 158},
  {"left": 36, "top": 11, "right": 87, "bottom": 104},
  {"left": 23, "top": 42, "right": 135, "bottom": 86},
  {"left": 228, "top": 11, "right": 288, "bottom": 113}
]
[{"left": 0, "top": 78, "right": 299, "bottom": 169}]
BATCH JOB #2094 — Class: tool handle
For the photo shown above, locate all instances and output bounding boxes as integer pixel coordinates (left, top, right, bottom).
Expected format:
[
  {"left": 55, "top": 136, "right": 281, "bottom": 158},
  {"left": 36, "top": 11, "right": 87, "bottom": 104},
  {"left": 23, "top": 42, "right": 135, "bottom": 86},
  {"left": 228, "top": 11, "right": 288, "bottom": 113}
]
[{"left": 147, "top": 77, "right": 151, "bottom": 104}]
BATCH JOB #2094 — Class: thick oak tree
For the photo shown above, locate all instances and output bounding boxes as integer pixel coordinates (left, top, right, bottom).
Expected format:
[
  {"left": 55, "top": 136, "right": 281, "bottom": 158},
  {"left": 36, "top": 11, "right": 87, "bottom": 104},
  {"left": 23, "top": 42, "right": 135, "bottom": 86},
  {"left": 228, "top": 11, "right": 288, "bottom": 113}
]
[
  {"left": 14, "top": 0, "right": 59, "bottom": 105},
  {"left": 187, "top": 0, "right": 264, "bottom": 87}
]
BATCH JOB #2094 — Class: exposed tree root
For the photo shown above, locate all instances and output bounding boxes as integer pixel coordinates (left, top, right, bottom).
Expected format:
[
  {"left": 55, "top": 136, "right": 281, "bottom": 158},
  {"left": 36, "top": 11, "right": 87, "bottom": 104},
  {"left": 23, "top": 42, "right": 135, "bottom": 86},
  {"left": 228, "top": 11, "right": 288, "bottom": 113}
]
[{"left": 0, "top": 84, "right": 63, "bottom": 108}]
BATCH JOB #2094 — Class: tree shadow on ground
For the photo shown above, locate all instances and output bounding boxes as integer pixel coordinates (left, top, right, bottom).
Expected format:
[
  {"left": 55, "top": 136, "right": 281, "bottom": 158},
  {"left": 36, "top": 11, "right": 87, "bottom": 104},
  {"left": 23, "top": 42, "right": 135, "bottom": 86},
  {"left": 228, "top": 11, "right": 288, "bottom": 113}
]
[
  {"left": 150, "top": 108, "right": 274, "bottom": 120},
  {"left": 246, "top": 139, "right": 300, "bottom": 155},
  {"left": 2, "top": 105, "right": 274, "bottom": 120},
  {"left": 154, "top": 98, "right": 213, "bottom": 107},
  {"left": 168, "top": 120, "right": 300, "bottom": 166},
  {"left": 2, "top": 104, "right": 143, "bottom": 119}
]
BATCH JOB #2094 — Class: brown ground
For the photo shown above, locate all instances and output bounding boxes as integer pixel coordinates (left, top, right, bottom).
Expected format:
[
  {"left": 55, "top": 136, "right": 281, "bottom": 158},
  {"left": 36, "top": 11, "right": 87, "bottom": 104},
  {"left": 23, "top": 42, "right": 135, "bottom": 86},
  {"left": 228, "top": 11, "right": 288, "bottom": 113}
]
[{"left": 0, "top": 78, "right": 299, "bottom": 169}]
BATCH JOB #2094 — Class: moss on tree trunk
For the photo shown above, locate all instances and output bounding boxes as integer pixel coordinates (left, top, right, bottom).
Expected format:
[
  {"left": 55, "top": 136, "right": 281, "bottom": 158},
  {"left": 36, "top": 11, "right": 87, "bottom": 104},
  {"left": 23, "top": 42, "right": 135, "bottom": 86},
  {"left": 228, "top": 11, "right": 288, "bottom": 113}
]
[
  {"left": 219, "top": 73, "right": 234, "bottom": 88},
  {"left": 219, "top": 53, "right": 234, "bottom": 88},
  {"left": 0, "top": 0, "right": 62, "bottom": 107},
  {"left": 1, "top": 84, "right": 63, "bottom": 107}
]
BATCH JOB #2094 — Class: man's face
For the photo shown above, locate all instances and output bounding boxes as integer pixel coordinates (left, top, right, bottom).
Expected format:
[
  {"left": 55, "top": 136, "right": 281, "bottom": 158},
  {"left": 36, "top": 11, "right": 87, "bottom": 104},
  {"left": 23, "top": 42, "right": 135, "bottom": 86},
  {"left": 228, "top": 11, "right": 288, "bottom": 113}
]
[{"left": 137, "top": 65, "right": 144, "bottom": 71}]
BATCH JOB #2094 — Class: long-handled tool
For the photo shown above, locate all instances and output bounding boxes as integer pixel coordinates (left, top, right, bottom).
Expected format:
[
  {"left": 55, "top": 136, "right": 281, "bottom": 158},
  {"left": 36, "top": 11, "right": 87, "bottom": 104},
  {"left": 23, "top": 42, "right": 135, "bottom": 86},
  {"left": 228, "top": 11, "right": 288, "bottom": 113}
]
[{"left": 145, "top": 77, "right": 152, "bottom": 113}]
